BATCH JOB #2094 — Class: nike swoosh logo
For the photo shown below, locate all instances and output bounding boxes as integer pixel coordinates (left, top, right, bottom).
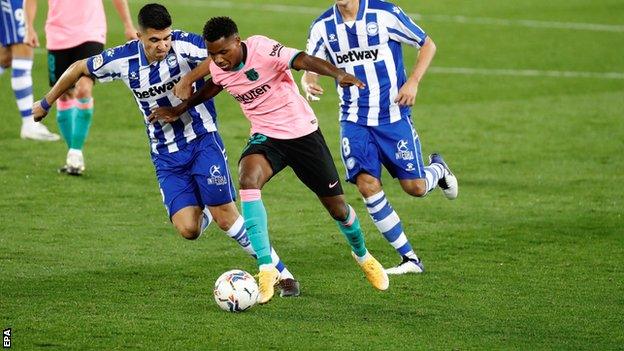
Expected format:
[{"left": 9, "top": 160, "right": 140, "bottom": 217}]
[{"left": 329, "top": 181, "right": 339, "bottom": 188}]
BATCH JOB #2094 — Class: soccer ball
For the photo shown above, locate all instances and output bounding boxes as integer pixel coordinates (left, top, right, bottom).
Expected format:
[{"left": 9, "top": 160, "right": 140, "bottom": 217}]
[{"left": 213, "top": 269, "right": 259, "bottom": 312}]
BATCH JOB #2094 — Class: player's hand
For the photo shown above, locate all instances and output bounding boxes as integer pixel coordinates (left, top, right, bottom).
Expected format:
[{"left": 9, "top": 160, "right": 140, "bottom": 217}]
[
  {"left": 25, "top": 28, "right": 40, "bottom": 48},
  {"left": 301, "top": 80, "right": 323, "bottom": 102},
  {"left": 395, "top": 81, "right": 418, "bottom": 106},
  {"left": 124, "top": 26, "right": 139, "bottom": 41},
  {"left": 148, "top": 106, "right": 182, "bottom": 124},
  {"left": 32, "top": 101, "right": 48, "bottom": 122},
  {"left": 173, "top": 77, "right": 194, "bottom": 100},
  {"left": 337, "top": 72, "right": 366, "bottom": 89}
]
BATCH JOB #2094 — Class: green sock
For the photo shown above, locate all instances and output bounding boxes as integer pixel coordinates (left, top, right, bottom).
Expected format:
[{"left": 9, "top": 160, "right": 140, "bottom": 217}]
[
  {"left": 72, "top": 98, "right": 94, "bottom": 150},
  {"left": 241, "top": 198, "right": 272, "bottom": 266},
  {"left": 56, "top": 106, "right": 77, "bottom": 148},
  {"left": 337, "top": 205, "right": 367, "bottom": 257}
]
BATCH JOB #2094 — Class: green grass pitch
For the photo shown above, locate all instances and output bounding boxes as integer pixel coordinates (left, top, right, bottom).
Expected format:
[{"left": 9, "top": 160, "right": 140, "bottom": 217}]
[{"left": 1, "top": 0, "right": 622, "bottom": 349}]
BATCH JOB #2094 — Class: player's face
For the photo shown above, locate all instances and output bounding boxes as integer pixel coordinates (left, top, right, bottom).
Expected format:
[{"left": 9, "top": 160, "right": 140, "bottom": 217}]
[
  {"left": 206, "top": 34, "right": 242, "bottom": 71},
  {"left": 138, "top": 27, "right": 172, "bottom": 63}
]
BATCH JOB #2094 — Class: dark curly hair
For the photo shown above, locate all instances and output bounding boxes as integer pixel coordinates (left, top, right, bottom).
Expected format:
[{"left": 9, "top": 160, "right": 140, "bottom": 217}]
[
  {"left": 138, "top": 3, "right": 172, "bottom": 30},
  {"left": 203, "top": 16, "right": 238, "bottom": 42}
]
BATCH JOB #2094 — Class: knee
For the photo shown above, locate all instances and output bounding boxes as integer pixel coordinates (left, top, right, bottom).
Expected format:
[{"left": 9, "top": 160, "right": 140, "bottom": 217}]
[
  {"left": 402, "top": 181, "right": 427, "bottom": 197},
  {"left": 175, "top": 223, "right": 201, "bottom": 240},
  {"left": 0, "top": 55, "right": 11, "bottom": 68},
  {"left": 74, "top": 84, "right": 93, "bottom": 100},
  {"left": 238, "top": 172, "right": 262, "bottom": 190},
  {"left": 356, "top": 176, "right": 382, "bottom": 198},
  {"left": 323, "top": 197, "right": 349, "bottom": 221}
]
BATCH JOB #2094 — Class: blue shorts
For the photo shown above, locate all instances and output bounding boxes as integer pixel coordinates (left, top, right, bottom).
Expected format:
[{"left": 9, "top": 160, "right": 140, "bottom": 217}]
[
  {"left": 0, "top": 0, "right": 26, "bottom": 46},
  {"left": 151, "top": 132, "right": 236, "bottom": 219},
  {"left": 340, "top": 118, "right": 425, "bottom": 183}
]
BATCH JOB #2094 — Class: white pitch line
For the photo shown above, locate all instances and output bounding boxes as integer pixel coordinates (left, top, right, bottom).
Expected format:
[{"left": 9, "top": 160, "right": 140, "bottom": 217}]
[
  {"left": 428, "top": 67, "right": 624, "bottom": 80},
  {"left": 169, "top": 0, "right": 624, "bottom": 33}
]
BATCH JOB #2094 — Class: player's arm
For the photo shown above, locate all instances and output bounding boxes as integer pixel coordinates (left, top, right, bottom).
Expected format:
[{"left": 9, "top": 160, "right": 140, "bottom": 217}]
[
  {"left": 174, "top": 58, "right": 212, "bottom": 100},
  {"left": 148, "top": 78, "right": 223, "bottom": 124},
  {"left": 396, "top": 37, "right": 436, "bottom": 107},
  {"left": 292, "top": 52, "right": 365, "bottom": 89},
  {"left": 23, "top": 0, "right": 39, "bottom": 47},
  {"left": 111, "top": 0, "right": 138, "bottom": 40},
  {"left": 32, "top": 60, "right": 91, "bottom": 121}
]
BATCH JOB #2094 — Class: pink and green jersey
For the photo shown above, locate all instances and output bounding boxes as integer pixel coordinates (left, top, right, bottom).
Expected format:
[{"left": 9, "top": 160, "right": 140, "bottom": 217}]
[
  {"left": 45, "top": 0, "right": 107, "bottom": 50},
  {"left": 209, "top": 35, "right": 319, "bottom": 140}
]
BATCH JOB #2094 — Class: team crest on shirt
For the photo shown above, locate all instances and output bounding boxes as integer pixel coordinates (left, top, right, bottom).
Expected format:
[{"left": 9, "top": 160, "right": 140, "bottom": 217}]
[
  {"left": 366, "top": 22, "right": 379, "bottom": 36},
  {"left": 166, "top": 54, "right": 177, "bottom": 68},
  {"left": 245, "top": 68, "right": 259, "bottom": 81},
  {"left": 395, "top": 139, "right": 414, "bottom": 160},
  {"left": 346, "top": 157, "right": 356, "bottom": 170}
]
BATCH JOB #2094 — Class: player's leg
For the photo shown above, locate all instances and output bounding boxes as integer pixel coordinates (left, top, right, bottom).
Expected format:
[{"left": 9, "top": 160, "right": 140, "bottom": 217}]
[
  {"left": 237, "top": 134, "right": 286, "bottom": 303},
  {"left": 207, "top": 201, "right": 299, "bottom": 297},
  {"left": 61, "top": 75, "right": 95, "bottom": 175},
  {"left": 11, "top": 43, "right": 60, "bottom": 141},
  {"left": 341, "top": 121, "right": 423, "bottom": 274},
  {"left": 65, "top": 43, "right": 104, "bottom": 175},
  {"left": 287, "top": 129, "right": 388, "bottom": 290},
  {"left": 0, "top": 45, "right": 10, "bottom": 75},
  {"left": 194, "top": 132, "right": 299, "bottom": 297},
  {"left": 391, "top": 119, "right": 458, "bottom": 199}
]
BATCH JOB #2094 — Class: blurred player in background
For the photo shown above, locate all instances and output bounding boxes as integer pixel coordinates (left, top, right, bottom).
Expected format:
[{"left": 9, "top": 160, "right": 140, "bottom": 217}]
[
  {"left": 24, "top": 0, "right": 137, "bottom": 175},
  {"left": 31, "top": 4, "right": 300, "bottom": 297},
  {"left": 1, "top": 0, "right": 59, "bottom": 141},
  {"left": 302, "top": 0, "right": 458, "bottom": 274},
  {"left": 153, "top": 16, "right": 389, "bottom": 304}
]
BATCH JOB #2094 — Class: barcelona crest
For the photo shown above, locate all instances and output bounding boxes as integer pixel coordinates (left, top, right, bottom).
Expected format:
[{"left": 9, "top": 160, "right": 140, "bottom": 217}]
[{"left": 245, "top": 68, "right": 259, "bottom": 81}]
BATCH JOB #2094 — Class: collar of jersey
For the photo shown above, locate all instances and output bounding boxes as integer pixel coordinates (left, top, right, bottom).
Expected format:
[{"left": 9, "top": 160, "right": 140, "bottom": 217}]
[
  {"left": 138, "top": 42, "right": 174, "bottom": 67},
  {"left": 231, "top": 42, "right": 249, "bottom": 72},
  {"left": 334, "top": 0, "right": 366, "bottom": 25}
]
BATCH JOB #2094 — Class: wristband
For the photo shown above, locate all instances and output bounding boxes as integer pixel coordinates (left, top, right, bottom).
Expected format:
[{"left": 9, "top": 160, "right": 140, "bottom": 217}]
[{"left": 40, "top": 98, "right": 52, "bottom": 112}]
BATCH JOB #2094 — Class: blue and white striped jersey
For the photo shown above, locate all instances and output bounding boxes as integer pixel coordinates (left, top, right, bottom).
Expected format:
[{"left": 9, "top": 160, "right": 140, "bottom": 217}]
[
  {"left": 306, "top": 0, "right": 427, "bottom": 126},
  {"left": 86, "top": 30, "right": 217, "bottom": 154}
]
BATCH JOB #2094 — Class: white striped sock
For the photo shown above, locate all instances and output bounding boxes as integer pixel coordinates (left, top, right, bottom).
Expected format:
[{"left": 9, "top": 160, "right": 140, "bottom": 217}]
[{"left": 11, "top": 58, "right": 33, "bottom": 119}]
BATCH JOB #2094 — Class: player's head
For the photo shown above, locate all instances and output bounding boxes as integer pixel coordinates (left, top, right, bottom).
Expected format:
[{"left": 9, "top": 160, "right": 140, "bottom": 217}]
[
  {"left": 137, "top": 3, "right": 172, "bottom": 63},
  {"left": 202, "top": 17, "right": 242, "bottom": 71}
]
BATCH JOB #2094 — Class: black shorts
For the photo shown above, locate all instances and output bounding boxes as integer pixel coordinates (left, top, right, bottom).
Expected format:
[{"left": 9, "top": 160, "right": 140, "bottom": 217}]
[
  {"left": 240, "top": 129, "right": 344, "bottom": 197},
  {"left": 48, "top": 41, "right": 104, "bottom": 86}
]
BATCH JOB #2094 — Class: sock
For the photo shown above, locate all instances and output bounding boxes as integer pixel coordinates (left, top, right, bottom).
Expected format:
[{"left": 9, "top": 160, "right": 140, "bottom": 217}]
[
  {"left": 240, "top": 189, "right": 272, "bottom": 266},
  {"left": 199, "top": 207, "right": 213, "bottom": 234},
  {"left": 72, "top": 97, "right": 94, "bottom": 150},
  {"left": 11, "top": 58, "right": 33, "bottom": 121},
  {"left": 0, "top": 66, "right": 5, "bottom": 76},
  {"left": 336, "top": 204, "right": 368, "bottom": 258},
  {"left": 56, "top": 99, "right": 78, "bottom": 148},
  {"left": 365, "top": 191, "right": 418, "bottom": 260},
  {"left": 424, "top": 163, "right": 446, "bottom": 193},
  {"left": 225, "top": 215, "right": 256, "bottom": 256}
]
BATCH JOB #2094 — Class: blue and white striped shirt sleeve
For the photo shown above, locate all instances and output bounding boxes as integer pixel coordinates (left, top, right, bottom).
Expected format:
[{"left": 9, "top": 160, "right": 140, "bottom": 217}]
[
  {"left": 172, "top": 31, "right": 208, "bottom": 64},
  {"left": 86, "top": 47, "right": 124, "bottom": 83},
  {"left": 383, "top": 6, "right": 427, "bottom": 48},
  {"left": 305, "top": 23, "right": 328, "bottom": 60}
]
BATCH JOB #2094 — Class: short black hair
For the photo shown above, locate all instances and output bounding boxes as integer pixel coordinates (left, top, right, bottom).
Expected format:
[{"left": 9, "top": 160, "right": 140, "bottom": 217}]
[
  {"left": 138, "top": 3, "right": 172, "bottom": 30},
  {"left": 203, "top": 17, "right": 238, "bottom": 42}
]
